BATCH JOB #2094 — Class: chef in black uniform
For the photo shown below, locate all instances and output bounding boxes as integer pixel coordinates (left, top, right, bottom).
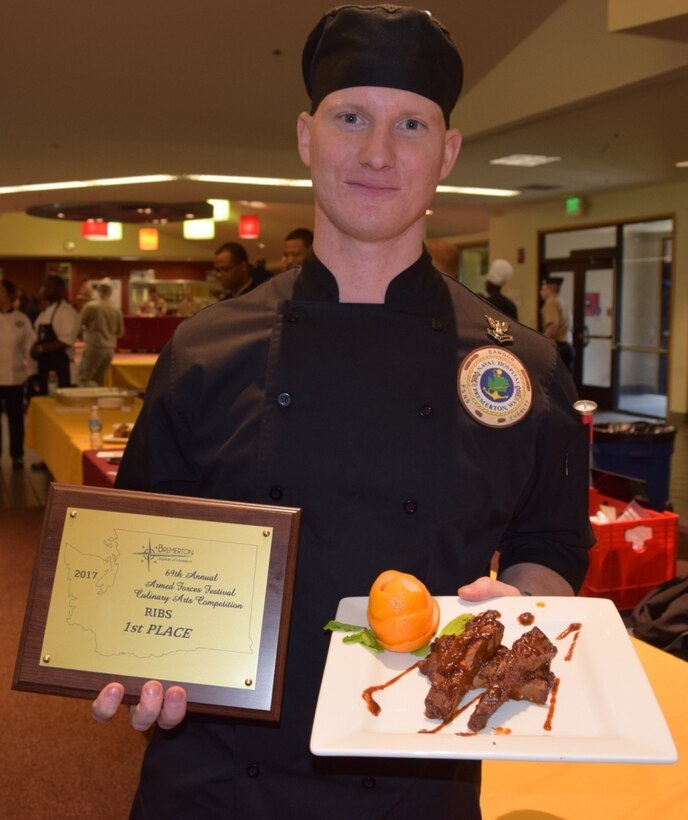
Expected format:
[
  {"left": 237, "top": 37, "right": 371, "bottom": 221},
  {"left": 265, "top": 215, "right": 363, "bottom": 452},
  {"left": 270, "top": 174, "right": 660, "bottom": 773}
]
[{"left": 92, "top": 6, "right": 592, "bottom": 818}]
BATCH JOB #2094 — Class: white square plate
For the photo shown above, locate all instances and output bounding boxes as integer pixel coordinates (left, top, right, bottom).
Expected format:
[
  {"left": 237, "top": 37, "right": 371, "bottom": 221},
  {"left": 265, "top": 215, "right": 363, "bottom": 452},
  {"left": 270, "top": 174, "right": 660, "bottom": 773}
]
[{"left": 310, "top": 596, "right": 677, "bottom": 763}]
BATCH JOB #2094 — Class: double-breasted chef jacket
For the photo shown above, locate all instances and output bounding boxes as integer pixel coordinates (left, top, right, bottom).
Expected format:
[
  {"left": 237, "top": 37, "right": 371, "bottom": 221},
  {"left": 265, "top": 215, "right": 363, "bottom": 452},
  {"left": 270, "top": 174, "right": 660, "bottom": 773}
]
[{"left": 117, "top": 250, "right": 592, "bottom": 820}]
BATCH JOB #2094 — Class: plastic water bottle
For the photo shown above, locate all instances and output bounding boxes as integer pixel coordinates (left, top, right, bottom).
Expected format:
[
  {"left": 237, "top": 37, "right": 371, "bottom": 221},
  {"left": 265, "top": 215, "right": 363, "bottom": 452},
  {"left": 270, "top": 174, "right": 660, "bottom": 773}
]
[
  {"left": 47, "top": 370, "right": 58, "bottom": 397},
  {"left": 89, "top": 405, "right": 103, "bottom": 449}
]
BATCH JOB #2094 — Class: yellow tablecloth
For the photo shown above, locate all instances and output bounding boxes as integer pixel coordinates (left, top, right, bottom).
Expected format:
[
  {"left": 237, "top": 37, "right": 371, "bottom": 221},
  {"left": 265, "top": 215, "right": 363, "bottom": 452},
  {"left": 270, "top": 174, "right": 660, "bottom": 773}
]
[
  {"left": 24, "top": 396, "right": 141, "bottom": 485},
  {"left": 481, "top": 637, "right": 686, "bottom": 820},
  {"left": 105, "top": 353, "right": 158, "bottom": 390}
]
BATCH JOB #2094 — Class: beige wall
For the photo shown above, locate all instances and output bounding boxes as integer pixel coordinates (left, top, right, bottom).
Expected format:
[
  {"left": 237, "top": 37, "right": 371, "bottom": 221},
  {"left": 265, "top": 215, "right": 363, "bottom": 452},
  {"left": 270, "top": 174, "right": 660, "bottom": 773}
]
[{"left": 444, "top": 180, "right": 688, "bottom": 415}]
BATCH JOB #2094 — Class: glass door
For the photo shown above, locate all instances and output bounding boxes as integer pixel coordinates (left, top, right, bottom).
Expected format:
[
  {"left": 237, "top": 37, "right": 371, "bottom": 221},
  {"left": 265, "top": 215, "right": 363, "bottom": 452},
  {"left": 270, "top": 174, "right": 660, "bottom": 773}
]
[{"left": 540, "top": 253, "right": 616, "bottom": 409}]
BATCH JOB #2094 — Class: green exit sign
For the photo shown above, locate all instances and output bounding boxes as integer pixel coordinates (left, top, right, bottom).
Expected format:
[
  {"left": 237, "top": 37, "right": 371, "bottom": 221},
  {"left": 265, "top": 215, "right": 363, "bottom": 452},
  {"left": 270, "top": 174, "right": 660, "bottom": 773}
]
[{"left": 566, "top": 196, "right": 585, "bottom": 216}]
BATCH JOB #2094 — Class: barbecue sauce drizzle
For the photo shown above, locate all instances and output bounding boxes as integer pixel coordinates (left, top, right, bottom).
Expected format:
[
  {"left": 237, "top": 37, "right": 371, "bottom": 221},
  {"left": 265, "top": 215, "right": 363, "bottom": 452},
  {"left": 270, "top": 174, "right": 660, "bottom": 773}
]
[
  {"left": 362, "top": 662, "right": 419, "bottom": 716},
  {"left": 360, "top": 619, "right": 583, "bottom": 733}
]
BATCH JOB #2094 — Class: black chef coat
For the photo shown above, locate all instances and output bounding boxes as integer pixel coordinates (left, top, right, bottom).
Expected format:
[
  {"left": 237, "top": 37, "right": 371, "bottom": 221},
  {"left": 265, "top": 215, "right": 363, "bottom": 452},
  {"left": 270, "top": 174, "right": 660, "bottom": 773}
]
[{"left": 117, "top": 250, "right": 592, "bottom": 819}]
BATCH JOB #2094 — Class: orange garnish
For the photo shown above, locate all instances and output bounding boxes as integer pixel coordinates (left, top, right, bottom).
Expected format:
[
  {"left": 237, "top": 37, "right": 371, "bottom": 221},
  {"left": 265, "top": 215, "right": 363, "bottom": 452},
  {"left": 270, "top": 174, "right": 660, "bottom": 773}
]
[{"left": 367, "top": 569, "right": 440, "bottom": 653}]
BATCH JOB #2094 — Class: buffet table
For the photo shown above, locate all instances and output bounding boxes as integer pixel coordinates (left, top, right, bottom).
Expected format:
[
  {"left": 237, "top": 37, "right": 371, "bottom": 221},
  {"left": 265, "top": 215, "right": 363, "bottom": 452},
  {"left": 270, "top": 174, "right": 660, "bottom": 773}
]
[
  {"left": 24, "top": 396, "right": 140, "bottom": 485},
  {"left": 481, "top": 637, "right": 686, "bottom": 819},
  {"left": 105, "top": 353, "right": 158, "bottom": 390},
  {"left": 82, "top": 449, "right": 124, "bottom": 487}
]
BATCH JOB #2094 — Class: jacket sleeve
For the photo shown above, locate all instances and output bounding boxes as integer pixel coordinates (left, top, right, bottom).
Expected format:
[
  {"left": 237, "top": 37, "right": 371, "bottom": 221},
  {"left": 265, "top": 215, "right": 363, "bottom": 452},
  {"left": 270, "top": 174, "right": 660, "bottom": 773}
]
[{"left": 115, "top": 340, "right": 202, "bottom": 497}]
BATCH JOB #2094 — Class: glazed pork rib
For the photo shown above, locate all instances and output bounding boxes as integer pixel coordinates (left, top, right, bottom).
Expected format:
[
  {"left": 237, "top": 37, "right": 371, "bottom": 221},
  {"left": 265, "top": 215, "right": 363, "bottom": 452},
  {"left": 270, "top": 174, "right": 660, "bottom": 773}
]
[
  {"left": 467, "top": 626, "right": 557, "bottom": 731},
  {"left": 418, "top": 609, "right": 504, "bottom": 721}
]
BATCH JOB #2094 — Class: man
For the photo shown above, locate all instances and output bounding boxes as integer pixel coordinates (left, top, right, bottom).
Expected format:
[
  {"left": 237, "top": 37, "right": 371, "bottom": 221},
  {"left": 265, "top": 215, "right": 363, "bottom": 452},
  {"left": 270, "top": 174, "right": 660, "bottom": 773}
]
[
  {"left": 31, "top": 274, "right": 78, "bottom": 393},
  {"left": 0, "top": 278, "right": 36, "bottom": 469},
  {"left": 213, "top": 241, "right": 268, "bottom": 297},
  {"left": 485, "top": 258, "right": 518, "bottom": 320},
  {"left": 281, "top": 227, "right": 314, "bottom": 270},
  {"left": 75, "top": 278, "right": 125, "bottom": 386},
  {"left": 93, "top": 7, "right": 591, "bottom": 818},
  {"left": 136, "top": 285, "right": 167, "bottom": 316},
  {"left": 540, "top": 275, "right": 574, "bottom": 372}
]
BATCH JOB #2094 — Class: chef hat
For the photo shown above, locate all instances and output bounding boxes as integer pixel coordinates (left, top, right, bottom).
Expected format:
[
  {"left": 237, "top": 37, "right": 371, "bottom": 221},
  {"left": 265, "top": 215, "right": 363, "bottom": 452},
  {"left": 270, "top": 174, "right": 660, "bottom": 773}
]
[
  {"left": 302, "top": 5, "right": 463, "bottom": 127},
  {"left": 486, "top": 259, "right": 514, "bottom": 287}
]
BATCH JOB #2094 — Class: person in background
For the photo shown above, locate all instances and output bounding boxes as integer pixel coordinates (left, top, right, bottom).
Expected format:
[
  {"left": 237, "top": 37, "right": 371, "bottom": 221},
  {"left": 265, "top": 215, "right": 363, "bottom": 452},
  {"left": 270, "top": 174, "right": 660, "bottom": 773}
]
[
  {"left": 175, "top": 286, "right": 203, "bottom": 318},
  {"left": 0, "top": 279, "right": 36, "bottom": 469},
  {"left": 485, "top": 258, "right": 518, "bottom": 320},
  {"left": 213, "top": 241, "right": 266, "bottom": 298},
  {"left": 31, "top": 274, "right": 78, "bottom": 393},
  {"left": 281, "top": 227, "right": 314, "bottom": 270},
  {"left": 540, "top": 275, "right": 573, "bottom": 372},
  {"left": 137, "top": 286, "right": 168, "bottom": 316},
  {"left": 91, "top": 6, "right": 591, "bottom": 818},
  {"left": 75, "top": 277, "right": 125, "bottom": 386}
]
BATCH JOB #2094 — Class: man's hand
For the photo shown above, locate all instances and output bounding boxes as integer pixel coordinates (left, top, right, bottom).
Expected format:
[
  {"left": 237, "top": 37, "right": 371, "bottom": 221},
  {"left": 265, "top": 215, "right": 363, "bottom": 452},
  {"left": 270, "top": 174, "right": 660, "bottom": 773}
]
[
  {"left": 458, "top": 563, "right": 574, "bottom": 600},
  {"left": 92, "top": 681, "right": 187, "bottom": 731},
  {"left": 457, "top": 576, "right": 521, "bottom": 601}
]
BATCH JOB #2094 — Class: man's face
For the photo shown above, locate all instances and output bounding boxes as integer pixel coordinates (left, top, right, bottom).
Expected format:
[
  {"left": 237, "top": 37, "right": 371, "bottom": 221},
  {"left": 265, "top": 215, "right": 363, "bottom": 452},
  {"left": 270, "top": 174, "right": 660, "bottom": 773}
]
[
  {"left": 297, "top": 86, "right": 461, "bottom": 244},
  {"left": 214, "top": 250, "right": 248, "bottom": 292},
  {"left": 540, "top": 283, "right": 554, "bottom": 301},
  {"left": 282, "top": 239, "right": 308, "bottom": 269}
]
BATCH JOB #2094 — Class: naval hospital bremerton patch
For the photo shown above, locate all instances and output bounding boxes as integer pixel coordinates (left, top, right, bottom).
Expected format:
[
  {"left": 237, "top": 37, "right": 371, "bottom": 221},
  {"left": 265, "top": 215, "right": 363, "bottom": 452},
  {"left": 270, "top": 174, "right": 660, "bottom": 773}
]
[{"left": 458, "top": 346, "right": 532, "bottom": 427}]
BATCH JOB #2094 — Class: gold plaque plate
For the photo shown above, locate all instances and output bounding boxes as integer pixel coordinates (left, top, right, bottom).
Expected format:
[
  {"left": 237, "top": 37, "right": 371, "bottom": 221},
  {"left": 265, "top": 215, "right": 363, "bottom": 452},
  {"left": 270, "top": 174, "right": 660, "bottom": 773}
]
[{"left": 13, "top": 484, "right": 301, "bottom": 720}]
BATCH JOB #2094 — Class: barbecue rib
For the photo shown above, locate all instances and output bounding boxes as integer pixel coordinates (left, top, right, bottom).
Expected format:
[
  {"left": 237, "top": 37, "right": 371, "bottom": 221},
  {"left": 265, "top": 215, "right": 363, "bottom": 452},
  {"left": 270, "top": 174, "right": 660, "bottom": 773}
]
[
  {"left": 418, "top": 609, "right": 504, "bottom": 721},
  {"left": 467, "top": 626, "right": 557, "bottom": 731}
]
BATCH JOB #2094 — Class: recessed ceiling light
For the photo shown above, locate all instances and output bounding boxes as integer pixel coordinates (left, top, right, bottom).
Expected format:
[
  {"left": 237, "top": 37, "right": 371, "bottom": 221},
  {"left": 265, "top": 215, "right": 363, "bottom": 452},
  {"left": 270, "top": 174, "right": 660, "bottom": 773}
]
[
  {"left": 490, "top": 154, "right": 561, "bottom": 168},
  {"left": 676, "top": 160, "right": 688, "bottom": 167}
]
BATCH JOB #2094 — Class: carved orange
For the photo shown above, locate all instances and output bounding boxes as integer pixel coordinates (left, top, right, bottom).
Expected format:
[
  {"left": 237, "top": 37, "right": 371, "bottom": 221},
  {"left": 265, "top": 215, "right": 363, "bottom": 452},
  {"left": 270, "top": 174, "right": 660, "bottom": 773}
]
[{"left": 367, "top": 570, "right": 440, "bottom": 653}]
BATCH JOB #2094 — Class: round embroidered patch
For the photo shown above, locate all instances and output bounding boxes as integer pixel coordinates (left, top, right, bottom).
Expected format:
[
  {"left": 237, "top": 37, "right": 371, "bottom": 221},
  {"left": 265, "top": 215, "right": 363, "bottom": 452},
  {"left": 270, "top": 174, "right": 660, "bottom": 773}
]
[{"left": 458, "top": 346, "right": 532, "bottom": 427}]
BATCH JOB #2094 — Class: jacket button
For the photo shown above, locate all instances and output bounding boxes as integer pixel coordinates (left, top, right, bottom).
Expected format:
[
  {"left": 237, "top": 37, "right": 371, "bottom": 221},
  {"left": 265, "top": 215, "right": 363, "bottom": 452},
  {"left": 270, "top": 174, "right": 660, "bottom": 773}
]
[
  {"left": 419, "top": 404, "right": 433, "bottom": 417},
  {"left": 403, "top": 498, "right": 418, "bottom": 514},
  {"left": 246, "top": 763, "right": 260, "bottom": 778},
  {"left": 431, "top": 317, "right": 444, "bottom": 331},
  {"left": 269, "top": 486, "right": 284, "bottom": 500},
  {"left": 284, "top": 309, "right": 299, "bottom": 323},
  {"left": 362, "top": 776, "right": 376, "bottom": 789},
  {"left": 277, "top": 392, "right": 292, "bottom": 407}
]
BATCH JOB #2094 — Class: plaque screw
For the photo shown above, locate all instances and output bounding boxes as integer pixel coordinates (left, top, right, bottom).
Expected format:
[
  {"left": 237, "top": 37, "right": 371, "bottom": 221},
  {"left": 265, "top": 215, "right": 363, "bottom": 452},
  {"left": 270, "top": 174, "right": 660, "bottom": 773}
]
[
  {"left": 42, "top": 655, "right": 51, "bottom": 663},
  {"left": 263, "top": 530, "right": 270, "bottom": 537},
  {"left": 244, "top": 678, "right": 253, "bottom": 687},
  {"left": 69, "top": 510, "right": 77, "bottom": 519}
]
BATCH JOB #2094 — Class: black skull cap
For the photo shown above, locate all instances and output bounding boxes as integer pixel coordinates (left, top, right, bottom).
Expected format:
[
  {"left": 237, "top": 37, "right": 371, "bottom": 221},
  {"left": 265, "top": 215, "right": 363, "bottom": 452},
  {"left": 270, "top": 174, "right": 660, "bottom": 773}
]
[{"left": 302, "top": 5, "right": 463, "bottom": 126}]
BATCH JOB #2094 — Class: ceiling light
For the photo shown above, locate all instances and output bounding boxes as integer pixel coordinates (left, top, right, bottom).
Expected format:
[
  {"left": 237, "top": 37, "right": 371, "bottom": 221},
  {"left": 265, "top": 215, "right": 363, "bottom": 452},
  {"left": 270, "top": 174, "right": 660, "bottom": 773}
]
[
  {"left": 189, "top": 174, "right": 313, "bottom": 188},
  {"left": 238, "top": 214, "right": 260, "bottom": 239},
  {"left": 436, "top": 185, "right": 520, "bottom": 197},
  {"left": 489, "top": 154, "right": 561, "bottom": 168},
  {"left": 183, "top": 218, "right": 215, "bottom": 240},
  {"left": 676, "top": 160, "right": 688, "bottom": 168},
  {"left": 0, "top": 174, "right": 176, "bottom": 195},
  {"left": 81, "top": 220, "right": 122, "bottom": 240},
  {"left": 138, "top": 227, "right": 159, "bottom": 251},
  {"left": 208, "top": 199, "right": 230, "bottom": 221}
]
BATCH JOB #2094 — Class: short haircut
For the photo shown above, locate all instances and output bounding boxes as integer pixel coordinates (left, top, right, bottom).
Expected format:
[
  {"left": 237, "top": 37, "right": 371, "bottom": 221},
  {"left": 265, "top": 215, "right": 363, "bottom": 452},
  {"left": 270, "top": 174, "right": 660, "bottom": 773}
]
[
  {"left": 215, "top": 241, "right": 248, "bottom": 264},
  {"left": 284, "top": 228, "right": 313, "bottom": 247}
]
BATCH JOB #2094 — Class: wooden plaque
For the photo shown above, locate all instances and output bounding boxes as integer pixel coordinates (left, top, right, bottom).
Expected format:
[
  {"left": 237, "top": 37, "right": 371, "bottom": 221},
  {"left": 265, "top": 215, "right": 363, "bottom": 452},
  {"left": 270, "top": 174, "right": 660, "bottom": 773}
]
[{"left": 13, "top": 484, "right": 301, "bottom": 721}]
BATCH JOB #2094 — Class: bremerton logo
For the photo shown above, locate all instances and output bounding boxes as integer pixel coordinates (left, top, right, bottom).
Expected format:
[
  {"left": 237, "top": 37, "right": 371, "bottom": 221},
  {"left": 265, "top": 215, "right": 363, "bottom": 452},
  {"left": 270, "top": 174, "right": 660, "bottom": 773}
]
[{"left": 458, "top": 347, "right": 532, "bottom": 427}]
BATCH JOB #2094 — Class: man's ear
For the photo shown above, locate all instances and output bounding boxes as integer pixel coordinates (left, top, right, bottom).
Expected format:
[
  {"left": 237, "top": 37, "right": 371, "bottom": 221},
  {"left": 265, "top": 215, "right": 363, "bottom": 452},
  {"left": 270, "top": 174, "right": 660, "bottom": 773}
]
[
  {"left": 440, "top": 128, "right": 462, "bottom": 181},
  {"left": 297, "top": 112, "right": 312, "bottom": 167}
]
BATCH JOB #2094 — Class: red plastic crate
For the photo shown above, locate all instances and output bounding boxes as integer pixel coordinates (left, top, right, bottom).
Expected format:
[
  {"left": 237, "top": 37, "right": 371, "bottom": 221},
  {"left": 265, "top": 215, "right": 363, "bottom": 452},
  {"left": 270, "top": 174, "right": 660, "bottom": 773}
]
[{"left": 579, "top": 488, "right": 679, "bottom": 610}]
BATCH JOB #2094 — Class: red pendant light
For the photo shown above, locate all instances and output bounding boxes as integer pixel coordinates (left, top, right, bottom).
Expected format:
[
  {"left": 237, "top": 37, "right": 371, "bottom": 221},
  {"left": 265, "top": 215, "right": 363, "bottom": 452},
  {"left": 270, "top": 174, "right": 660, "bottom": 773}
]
[{"left": 238, "top": 214, "right": 260, "bottom": 239}]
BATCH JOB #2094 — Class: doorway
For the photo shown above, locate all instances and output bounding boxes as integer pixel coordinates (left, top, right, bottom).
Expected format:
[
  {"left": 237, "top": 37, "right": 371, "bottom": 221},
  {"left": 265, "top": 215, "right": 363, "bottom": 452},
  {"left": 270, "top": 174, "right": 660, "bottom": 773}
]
[
  {"left": 540, "top": 219, "right": 673, "bottom": 417},
  {"left": 540, "top": 250, "right": 617, "bottom": 409}
]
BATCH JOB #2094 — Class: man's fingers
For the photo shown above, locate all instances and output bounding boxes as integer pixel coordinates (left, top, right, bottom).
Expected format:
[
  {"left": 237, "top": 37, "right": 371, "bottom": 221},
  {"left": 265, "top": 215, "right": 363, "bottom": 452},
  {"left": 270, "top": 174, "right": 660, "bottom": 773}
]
[
  {"left": 130, "top": 681, "right": 165, "bottom": 731},
  {"left": 92, "top": 682, "right": 125, "bottom": 723},
  {"left": 457, "top": 576, "right": 520, "bottom": 601},
  {"left": 157, "top": 686, "right": 188, "bottom": 730}
]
